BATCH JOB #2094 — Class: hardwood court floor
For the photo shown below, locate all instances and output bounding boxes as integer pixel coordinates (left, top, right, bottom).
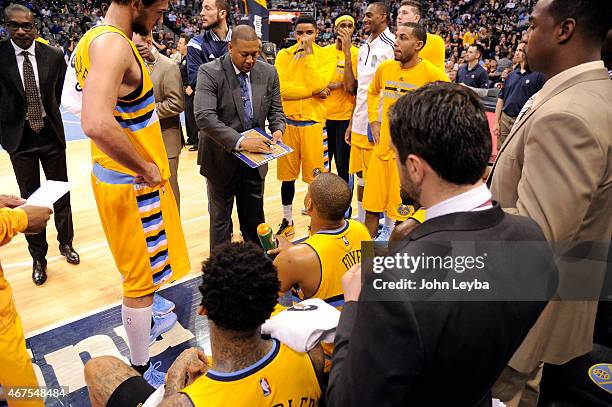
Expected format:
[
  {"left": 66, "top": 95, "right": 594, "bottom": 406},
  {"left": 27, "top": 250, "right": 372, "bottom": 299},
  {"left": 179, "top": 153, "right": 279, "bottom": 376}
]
[{"left": 0, "top": 139, "right": 321, "bottom": 335}]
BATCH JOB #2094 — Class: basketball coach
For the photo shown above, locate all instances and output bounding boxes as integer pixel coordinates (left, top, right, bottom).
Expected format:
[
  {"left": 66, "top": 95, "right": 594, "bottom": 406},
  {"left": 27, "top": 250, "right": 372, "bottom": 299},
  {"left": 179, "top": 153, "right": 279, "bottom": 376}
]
[
  {"left": 194, "top": 25, "right": 286, "bottom": 250},
  {"left": 0, "top": 4, "right": 79, "bottom": 286}
]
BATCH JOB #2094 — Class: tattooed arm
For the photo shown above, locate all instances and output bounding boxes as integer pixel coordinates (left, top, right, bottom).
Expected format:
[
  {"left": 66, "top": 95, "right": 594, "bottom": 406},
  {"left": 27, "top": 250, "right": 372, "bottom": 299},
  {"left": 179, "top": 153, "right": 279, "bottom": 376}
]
[{"left": 158, "top": 348, "right": 208, "bottom": 407}]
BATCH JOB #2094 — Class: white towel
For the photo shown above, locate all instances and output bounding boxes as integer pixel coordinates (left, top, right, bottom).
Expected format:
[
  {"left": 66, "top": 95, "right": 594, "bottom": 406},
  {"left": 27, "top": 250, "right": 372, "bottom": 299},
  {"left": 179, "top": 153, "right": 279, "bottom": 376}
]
[
  {"left": 142, "top": 384, "right": 164, "bottom": 407},
  {"left": 261, "top": 298, "right": 341, "bottom": 352}
]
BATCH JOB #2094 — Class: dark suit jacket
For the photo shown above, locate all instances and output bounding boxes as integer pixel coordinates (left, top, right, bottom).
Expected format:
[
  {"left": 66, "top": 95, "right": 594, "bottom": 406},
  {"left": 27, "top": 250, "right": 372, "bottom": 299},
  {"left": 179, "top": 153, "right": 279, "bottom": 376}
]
[
  {"left": 0, "top": 40, "right": 67, "bottom": 154},
  {"left": 193, "top": 54, "right": 285, "bottom": 185},
  {"left": 327, "top": 205, "right": 554, "bottom": 407}
]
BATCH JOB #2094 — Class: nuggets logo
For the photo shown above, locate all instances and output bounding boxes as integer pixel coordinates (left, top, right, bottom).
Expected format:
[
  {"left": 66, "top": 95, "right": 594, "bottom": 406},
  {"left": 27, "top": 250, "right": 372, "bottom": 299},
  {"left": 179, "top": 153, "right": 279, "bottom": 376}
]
[
  {"left": 287, "top": 304, "right": 318, "bottom": 312},
  {"left": 397, "top": 204, "right": 414, "bottom": 217},
  {"left": 260, "top": 377, "right": 271, "bottom": 396},
  {"left": 588, "top": 363, "right": 612, "bottom": 394}
]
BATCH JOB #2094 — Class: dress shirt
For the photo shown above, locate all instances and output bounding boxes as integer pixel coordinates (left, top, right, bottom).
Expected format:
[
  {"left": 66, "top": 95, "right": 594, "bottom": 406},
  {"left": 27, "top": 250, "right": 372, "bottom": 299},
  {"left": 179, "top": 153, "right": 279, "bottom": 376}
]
[
  {"left": 425, "top": 184, "right": 493, "bottom": 221},
  {"left": 11, "top": 39, "right": 46, "bottom": 117}
]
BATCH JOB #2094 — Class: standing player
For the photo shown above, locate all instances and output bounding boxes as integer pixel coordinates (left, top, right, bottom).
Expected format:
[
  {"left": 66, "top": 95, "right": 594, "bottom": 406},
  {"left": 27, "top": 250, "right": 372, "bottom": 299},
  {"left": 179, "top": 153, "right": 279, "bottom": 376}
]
[
  {"left": 396, "top": 0, "right": 446, "bottom": 70},
  {"left": 75, "top": 0, "right": 191, "bottom": 386},
  {"left": 347, "top": 2, "right": 395, "bottom": 226},
  {"left": 274, "top": 14, "right": 335, "bottom": 237},
  {"left": 271, "top": 173, "right": 370, "bottom": 372},
  {"left": 323, "top": 15, "right": 358, "bottom": 184},
  {"left": 362, "top": 22, "right": 449, "bottom": 238}
]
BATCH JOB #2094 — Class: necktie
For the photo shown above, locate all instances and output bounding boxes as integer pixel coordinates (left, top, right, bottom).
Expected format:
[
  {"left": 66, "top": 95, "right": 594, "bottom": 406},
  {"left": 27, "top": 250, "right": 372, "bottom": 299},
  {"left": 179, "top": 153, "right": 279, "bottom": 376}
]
[
  {"left": 21, "top": 51, "right": 44, "bottom": 133},
  {"left": 237, "top": 72, "right": 253, "bottom": 128}
]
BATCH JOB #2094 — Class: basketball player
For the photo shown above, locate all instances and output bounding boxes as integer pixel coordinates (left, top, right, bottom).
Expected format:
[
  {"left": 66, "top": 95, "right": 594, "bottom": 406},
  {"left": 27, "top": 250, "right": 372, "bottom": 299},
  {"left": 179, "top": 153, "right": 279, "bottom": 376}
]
[
  {"left": 362, "top": 23, "right": 449, "bottom": 238},
  {"left": 323, "top": 15, "right": 358, "bottom": 184},
  {"left": 396, "top": 0, "right": 446, "bottom": 70},
  {"left": 0, "top": 195, "right": 51, "bottom": 407},
  {"left": 271, "top": 173, "right": 370, "bottom": 371},
  {"left": 274, "top": 14, "right": 336, "bottom": 238},
  {"left": 84, "top": 242, "right": 323, "bottom": 407},
  {"left": 347, "top": 2, "right": 395, "bottom": 228},
  {"left": 75, "top": 0, "right": 190, "bottom": 386}
]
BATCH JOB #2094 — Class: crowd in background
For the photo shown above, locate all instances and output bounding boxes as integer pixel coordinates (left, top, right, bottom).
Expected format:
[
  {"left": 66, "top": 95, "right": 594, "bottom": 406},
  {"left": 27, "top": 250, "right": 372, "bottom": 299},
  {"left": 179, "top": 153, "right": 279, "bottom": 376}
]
[{"left": 1, "top": 0, "right": 532, "bottom": 91}]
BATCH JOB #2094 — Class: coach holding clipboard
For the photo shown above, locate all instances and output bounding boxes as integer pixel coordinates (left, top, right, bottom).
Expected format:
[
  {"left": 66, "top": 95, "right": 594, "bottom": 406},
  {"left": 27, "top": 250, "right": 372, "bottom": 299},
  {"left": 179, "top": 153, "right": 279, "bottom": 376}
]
[{"left": 194, "top": 25, "right": 286, "bottom": 250}]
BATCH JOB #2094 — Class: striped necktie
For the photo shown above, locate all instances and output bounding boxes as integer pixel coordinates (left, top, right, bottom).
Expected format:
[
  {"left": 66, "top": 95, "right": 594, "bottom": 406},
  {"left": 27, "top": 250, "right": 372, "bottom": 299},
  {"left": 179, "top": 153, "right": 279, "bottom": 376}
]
[{"left": 21, "top": 50, "right": 44, "bottom": 133}]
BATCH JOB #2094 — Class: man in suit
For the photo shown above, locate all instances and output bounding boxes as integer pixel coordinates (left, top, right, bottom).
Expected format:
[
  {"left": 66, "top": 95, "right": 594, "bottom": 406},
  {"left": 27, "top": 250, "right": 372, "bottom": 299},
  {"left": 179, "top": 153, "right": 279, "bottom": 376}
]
[
  {"left": 488, "top": 1, "right": 612, "bottom": 406},
  {"left": 133, "top": 32, "right": 184, "bottom": 208},
  {"left": 0, "top": 4, "right": 79, "bottom": 286},
  {"left": 194, "top": 25, "right": 285, "bottom": 250},
  {"left": 327, "top": 83, "right": 554, "bottom": 406}
]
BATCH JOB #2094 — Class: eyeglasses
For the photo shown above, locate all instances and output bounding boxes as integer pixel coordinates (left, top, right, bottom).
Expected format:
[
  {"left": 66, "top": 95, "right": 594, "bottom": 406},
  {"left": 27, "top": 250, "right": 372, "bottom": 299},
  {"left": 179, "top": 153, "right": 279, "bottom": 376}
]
[{"left": 6, "top": 21, "right": 35, "bottom": 32}]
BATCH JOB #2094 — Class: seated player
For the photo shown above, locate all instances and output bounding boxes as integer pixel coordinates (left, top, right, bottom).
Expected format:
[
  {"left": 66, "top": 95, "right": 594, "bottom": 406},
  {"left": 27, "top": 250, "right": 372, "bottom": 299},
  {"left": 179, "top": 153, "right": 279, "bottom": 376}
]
[
  {"left": 271, "top": 173, "right": 371, "bottom": 370},
  {"left": 84, "top": 242, "right": 323, "bottom": 407}
]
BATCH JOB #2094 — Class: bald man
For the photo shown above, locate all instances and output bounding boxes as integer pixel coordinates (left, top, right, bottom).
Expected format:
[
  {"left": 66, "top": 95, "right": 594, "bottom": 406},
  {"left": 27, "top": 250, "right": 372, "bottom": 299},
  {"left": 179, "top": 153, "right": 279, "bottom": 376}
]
[
  {"left": 194, "top": 25, "right": 286, "bottom": 250},
  {"left": 271, "top": 173, "right": 370, "bottom": 372}
]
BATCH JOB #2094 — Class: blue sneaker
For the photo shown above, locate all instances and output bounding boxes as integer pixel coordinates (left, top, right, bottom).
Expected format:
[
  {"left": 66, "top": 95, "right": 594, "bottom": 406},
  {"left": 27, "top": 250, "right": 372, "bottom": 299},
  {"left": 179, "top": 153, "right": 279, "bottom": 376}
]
[
  {"left": 149, "top": 311, "right": 177, "bottom": 345},
  {"left": 152, "top": 294, "right": 175, "bottom": 316},
  {"left": 143, "top": 361, "right": 166, "bottom": 389},
  {"left": 375, "top": 225, "right": 393, "bottom": 242}
]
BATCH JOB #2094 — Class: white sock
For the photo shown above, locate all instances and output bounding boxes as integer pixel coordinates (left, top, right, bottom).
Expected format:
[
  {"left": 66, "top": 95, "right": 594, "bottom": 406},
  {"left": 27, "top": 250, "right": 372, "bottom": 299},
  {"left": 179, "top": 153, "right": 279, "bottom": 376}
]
[
  {"left": 384, "top": 213, "right": 395, "bottom": 228},
  {"left": 357, "top": 201, "right": 365, "bottom": 223},
  {"left": 282, "top": 205, "right": 293, "bottom": 223},
  {"left": 122, "top": 304, "right": 152, "bottom": 366}
]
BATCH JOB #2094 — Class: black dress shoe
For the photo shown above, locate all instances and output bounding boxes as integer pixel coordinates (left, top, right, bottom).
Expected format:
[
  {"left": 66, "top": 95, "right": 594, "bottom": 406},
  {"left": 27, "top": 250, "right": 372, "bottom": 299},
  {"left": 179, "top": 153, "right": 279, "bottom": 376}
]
[
  {"left": 59, "top": 244, "right": 80, "bottom": 265},
  {"left": 33, "top": 260, "right": 47, "bottom": 286},
  {"left": 188, "top": 144, "right": 198, "bottom": 151}
]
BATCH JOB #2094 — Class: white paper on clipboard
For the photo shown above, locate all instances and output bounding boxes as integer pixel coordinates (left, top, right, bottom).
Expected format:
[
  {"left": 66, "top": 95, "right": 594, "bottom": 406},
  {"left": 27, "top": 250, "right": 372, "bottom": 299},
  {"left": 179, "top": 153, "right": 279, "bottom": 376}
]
[{"left": 25, "top": 181, "right": 70, "bottom": 209}]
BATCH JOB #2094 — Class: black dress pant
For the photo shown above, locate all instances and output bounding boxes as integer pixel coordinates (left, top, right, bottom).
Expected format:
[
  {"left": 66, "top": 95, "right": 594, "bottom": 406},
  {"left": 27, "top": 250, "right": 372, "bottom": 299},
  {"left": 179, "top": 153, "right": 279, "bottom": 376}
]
[
  {"left": 9, "top": 122, "right": 74, "bottom": 260},
  {"left": 206, "top": 164, "right": 265, "bottom": 250},
  {"left": 184, "top": 93, "right": 199, "bottom": 146},
  {"left": 326, "top": 119, "right": 351, "bottom": 183}
]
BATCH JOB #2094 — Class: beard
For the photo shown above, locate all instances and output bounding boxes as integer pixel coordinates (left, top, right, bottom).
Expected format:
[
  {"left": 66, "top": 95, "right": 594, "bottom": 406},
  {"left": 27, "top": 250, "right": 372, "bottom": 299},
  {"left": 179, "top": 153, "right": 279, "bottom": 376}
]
[
  {"left": 132, "top": 16, "right": 150, "bottom": 36},
  {"left": 203, "top": 13, "right": 220, "bottom": 30},
  {"left": 399, "top": 170, "right": 421, "bottom": 207}
]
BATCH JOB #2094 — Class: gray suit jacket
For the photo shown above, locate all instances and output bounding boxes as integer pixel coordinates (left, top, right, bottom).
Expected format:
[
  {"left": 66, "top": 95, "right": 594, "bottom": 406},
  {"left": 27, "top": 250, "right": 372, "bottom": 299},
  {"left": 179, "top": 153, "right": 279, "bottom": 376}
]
[
  {"left": 194, "top": 54, "right": 286, "bottom": 185},
  {"left": 488, "top": 63, "right": 612, "bottom": 372},
  {"left": 150, "top": 52, "right": 184, "bottom": 159}
]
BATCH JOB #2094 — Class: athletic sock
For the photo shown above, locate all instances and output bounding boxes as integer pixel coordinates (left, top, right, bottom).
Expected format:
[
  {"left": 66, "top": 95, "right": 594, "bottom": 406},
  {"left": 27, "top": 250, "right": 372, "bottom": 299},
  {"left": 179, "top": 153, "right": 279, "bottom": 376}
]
[
  {"left": 122, "top": 304, "right": 153, "bottom": 367},
  {"left": 282, "top": 205, "right": 293, "bottom": 223},
  {"left": 384, "top": 213, "right": 395, "bottom": 228},
  {"left": 357, "top": 201, "right": 365, "bottom": 223}
]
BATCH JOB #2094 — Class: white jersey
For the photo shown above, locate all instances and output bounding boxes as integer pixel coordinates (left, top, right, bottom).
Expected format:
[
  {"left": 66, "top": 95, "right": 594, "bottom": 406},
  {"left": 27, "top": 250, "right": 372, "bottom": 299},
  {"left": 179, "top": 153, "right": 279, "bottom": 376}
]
[{"left": 352, "top": 27, "right": 395, "bottom": 135}]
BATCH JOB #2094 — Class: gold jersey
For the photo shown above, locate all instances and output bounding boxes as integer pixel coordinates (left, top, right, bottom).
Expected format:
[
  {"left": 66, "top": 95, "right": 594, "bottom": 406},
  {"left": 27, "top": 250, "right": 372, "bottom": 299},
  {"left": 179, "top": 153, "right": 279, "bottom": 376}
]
[
  {"left": 181, "top": 340, "right": 321, "bottom": 406},
  {"left": 73, "top": 24, "right": 170, "bottom": 179}
]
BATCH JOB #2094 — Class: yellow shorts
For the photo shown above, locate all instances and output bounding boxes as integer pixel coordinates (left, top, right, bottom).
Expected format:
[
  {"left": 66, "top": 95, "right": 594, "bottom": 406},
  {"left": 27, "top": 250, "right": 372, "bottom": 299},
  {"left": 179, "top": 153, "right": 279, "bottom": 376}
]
[
  {"left": 348, "top": 143, "right": 374, "bottom": 178},
  {"left": 91, "top": 164, "right": 190, "bottom": 298},
  {"left": 362, "top": 156, "right": 409, "bottom": 221},
  {"left": 0, "top": 309, "right": 43, "bottom": 407},
  {"left": 277, "top": 121, "right": 326, "bottom": 184}
]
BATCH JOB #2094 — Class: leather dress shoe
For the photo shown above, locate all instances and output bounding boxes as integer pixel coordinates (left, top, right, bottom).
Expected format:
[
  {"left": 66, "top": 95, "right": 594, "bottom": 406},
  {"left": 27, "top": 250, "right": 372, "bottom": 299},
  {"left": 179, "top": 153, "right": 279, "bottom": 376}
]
[
  {"left": 59, "top": 244, "right": 80, "bottom": 265},
  {"left": 32, "top": 260, "right": 47, "bottom": 286},
  {"left": 188, "top": 144, "right": 198, "bottom": 151}
]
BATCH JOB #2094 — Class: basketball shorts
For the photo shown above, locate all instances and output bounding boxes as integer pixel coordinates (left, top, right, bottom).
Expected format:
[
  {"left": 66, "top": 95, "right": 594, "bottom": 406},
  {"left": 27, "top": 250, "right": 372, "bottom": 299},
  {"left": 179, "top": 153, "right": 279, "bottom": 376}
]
[
  {"left": 0, "top": 307, "right": 43, "bottom": 407},
  {"left": 348, "top": 132, "right": 374, "bottom": 178},
  {"left": 91, "top": 163, "right": 190, "bottom": 298},
  {"left": 362, "top": 156, "right": 410, "bottom": 222},
  {"left": 277, "top": 120, "right": 326, "bottom": 184}
]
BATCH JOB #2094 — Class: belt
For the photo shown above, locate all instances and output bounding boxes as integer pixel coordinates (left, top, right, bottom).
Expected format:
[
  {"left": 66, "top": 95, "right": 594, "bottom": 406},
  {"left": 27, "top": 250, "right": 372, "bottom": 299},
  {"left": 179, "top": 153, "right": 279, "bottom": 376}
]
[
  {"left": 92, "top": 163, "right": 134, "bottom": 185},
  {"left": 159, "top": 115, "right": 181, "bottom": 131},
  {"left": 286, "top": 118, "right": 318, "bottom": 127}
]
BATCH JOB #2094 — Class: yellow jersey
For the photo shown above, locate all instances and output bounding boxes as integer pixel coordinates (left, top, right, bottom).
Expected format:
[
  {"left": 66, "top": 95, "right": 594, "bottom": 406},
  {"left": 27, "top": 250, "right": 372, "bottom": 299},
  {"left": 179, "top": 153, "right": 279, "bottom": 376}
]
[
  {"left": 462, "top": 31, "right": 478, "bottom": 46},
  {"left": 367, "top": 58, "right": 449, "bottom": 160},
  {"left": 73, "top": 24, "right": 170, "bottom": 180},
  {"left": 181, "top": 340, "right": 321, "bottom": 406},
  {"left": 420, "top": 33, "right": 446, "bottom": 71},
  {"left": 0, "top": 208, "right": 27, "bottom": 334},
  {"left": 275, "top": 42, "right": 336, "bottom": 123},
  {"left": 324, "top": 44, "right": 358, "bottom": 121}
]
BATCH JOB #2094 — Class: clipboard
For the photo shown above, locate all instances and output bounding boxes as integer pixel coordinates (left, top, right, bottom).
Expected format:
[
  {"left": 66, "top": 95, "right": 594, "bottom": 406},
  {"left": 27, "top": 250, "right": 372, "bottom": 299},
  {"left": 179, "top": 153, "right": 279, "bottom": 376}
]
[{"left": 233, "top": 127, "right": 293, "bottom": 168}]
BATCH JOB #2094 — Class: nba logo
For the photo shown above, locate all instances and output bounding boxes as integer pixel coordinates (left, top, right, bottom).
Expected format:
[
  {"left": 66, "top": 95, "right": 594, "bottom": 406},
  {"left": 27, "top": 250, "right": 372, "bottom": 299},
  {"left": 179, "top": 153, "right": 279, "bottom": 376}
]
[
  {"left": 342, "top": 236, "right": 349, "bottom": 246},
  {"left": 260, "top": 378, "right": 271, "bottom": 397}
]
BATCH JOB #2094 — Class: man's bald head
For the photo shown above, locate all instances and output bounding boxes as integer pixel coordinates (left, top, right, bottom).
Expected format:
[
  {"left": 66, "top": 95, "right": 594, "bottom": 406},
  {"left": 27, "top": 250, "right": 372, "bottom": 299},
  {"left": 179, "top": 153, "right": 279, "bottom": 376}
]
[
  {"left": 231, "top": 25, "right": 259, "bottom": 44},
  {"left": 309, "top": 173, "right": 351, "bottom": 221}
]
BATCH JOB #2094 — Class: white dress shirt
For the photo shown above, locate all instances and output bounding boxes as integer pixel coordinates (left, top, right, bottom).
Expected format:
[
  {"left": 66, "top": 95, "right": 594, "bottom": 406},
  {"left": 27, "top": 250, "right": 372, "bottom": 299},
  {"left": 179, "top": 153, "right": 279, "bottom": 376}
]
[
  {"left": 11, "top": 39, "right": 47, "bottom": 117},
  {"left": 425, "top": 184, "right": 493, "bottom": 221}
]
